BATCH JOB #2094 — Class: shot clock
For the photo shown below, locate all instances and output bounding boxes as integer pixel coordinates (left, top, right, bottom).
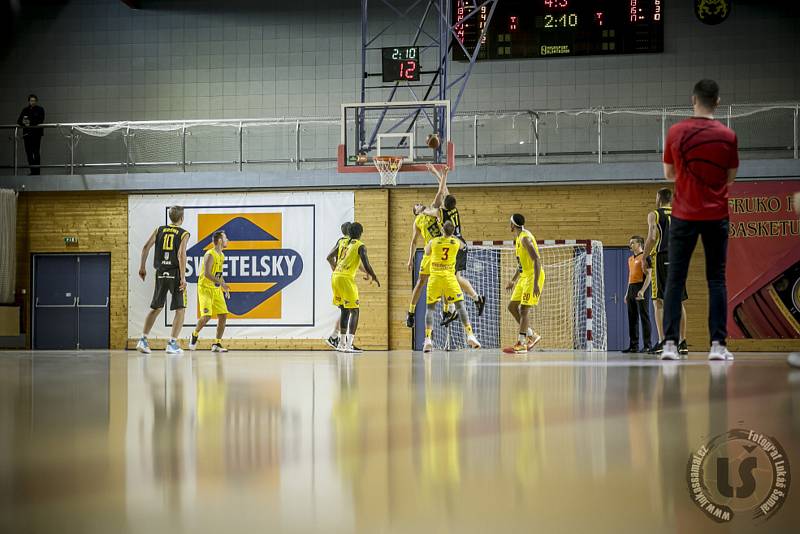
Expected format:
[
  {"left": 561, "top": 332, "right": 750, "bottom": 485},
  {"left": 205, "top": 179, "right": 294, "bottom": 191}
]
[
  {"left": 454, "top": 0, "right": 663, "bottom": 61},
  {"left": 381, "top": 47, "right": 420, "bottom": 82}
]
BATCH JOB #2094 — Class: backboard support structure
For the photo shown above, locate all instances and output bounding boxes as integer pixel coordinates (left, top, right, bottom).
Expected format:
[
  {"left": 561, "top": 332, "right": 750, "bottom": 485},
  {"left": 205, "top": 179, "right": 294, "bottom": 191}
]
[{"left": 338, "top": 100, "right": 454, "bottom": 174}]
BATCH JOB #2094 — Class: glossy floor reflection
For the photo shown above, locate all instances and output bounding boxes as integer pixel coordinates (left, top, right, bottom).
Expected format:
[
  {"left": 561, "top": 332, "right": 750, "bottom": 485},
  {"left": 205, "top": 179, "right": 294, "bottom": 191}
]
[{"left": 0, "top": 350, "right": 798, "bottom": 533}]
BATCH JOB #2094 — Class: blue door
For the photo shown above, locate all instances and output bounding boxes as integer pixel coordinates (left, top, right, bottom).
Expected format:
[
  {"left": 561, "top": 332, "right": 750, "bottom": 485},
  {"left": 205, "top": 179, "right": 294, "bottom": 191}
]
[
  {"left": 603, "top": 247, "right": 657, "bottom": 351},
  {"left": 33, "top": 254, "right": 110, "bottom": 350},
  {"left": 412, "top": 249, "right": 427, "bottom": 351},
  {"left": 33, "top": 255, "right": 79, "bottom": 350},
  {"left": 77, "top": 255, "right": 111, "bottom": 349}
]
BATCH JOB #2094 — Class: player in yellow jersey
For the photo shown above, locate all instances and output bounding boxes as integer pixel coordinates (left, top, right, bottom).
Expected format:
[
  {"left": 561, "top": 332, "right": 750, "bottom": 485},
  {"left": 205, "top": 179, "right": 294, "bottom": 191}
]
[
  {"left": 325, "top": 222, "right": 352, "bottom": 349},
  {"left": 506, "top": 214, "right": 545, "bottom": 354},
  {"left": 422, "top": 221, "right": 481, "bottom": 352},
  {"left": 189, "top": 230, "right": 231, "bottom": 353},
  {"left": 405, "top": 164, "right": 449, "bottom": 327},
  {"left": 326, "top": 222, "right": 380, "bottom": 353}
]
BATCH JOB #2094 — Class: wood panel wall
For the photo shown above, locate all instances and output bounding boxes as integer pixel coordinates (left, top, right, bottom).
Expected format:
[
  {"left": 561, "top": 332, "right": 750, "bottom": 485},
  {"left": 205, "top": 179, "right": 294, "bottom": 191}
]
[{"left": 14, "top": 185, "right": 797, "bottom": 352}]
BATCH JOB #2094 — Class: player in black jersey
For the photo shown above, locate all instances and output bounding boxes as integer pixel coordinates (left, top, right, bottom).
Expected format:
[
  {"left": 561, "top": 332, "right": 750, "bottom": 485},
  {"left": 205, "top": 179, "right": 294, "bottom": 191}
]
[
  {"left": 136, "top": 205, "right": 191, "bottom": 355},
  {"left": 644, "top": 188, "right": 688, "bottom": 356},
  {"left": 430, "top": 165, "right": 485, "bottom": 324}
]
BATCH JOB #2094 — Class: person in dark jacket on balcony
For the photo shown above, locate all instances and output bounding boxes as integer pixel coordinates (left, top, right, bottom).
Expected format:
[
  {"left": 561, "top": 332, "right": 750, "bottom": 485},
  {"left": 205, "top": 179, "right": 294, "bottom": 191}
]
[{"left": 17, "top": 94, "right": 45, "bottom": 175}]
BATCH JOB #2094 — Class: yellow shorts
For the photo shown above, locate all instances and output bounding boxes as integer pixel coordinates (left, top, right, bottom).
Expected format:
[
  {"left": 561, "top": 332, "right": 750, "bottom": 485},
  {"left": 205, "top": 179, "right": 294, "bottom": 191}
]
[
  {"left": 332, "top": 274, "right": 359, "bottom": 309},
  {"left": 426, "top": 273, "right": 464, "bottom": 305},
  {"left": 419, "top": 253, "right": 431, "bottom": 276},
  {"left": 511, "top": 271, "right": 545, "bottom": 307},
  {"left": 198, "top": 285, "right": 229, "bottom": 317}
]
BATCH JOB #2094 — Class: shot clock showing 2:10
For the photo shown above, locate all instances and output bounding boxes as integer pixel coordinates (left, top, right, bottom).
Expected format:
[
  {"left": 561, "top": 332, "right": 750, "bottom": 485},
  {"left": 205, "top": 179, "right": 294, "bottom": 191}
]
[{"left": 381, "top": 47, "right": 420, "bottom": 83}]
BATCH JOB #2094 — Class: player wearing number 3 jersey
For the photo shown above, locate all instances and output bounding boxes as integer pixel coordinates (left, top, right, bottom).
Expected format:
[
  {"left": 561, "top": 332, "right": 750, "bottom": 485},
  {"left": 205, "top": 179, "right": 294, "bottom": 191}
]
[
  {"left": 422, "top": 220, "right": 480, "bottom": 352},
  {"left": 136, "top": 205, "right": 191, "bottom": 355}
]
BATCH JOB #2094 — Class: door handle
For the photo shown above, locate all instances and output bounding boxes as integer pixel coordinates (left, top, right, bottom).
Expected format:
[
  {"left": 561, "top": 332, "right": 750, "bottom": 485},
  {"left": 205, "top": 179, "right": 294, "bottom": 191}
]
[
  {"left": 35, "top": 297, "right": 77, "bottom": 308},
  {"left": 77, "top": 297, "right": 109, "bottom": 308},
  {"left": 612, "top": 294, "right": 618, "bottom": 304}
]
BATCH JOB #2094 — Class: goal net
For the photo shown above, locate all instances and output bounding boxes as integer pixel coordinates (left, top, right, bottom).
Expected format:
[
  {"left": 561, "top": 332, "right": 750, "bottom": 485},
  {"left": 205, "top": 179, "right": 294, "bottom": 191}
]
[{"left": 430, "top": 240, "right": 606, "bottom": 352}]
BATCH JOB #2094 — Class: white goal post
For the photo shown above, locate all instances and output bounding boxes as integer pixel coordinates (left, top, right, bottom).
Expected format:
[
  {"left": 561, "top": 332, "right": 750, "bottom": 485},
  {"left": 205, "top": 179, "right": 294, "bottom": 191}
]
[{"left": 429, "top": 240, "right": 606, "bottom": 352}]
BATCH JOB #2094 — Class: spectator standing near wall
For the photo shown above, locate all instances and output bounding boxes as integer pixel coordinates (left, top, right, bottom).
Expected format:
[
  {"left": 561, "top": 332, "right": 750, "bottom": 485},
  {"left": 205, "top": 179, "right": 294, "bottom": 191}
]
[
  {"left": 661, "top": 79, "right": 739, "bottom": 361},
  {"left": 16, "top": 94, "right": 45, "bottom": 175}
]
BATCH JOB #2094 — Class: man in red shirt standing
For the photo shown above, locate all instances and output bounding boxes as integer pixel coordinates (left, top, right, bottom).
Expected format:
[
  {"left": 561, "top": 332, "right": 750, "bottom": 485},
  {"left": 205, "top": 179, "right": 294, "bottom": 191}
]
[{"left": 661, "top": 80, "right": 738, "bottom": 361}]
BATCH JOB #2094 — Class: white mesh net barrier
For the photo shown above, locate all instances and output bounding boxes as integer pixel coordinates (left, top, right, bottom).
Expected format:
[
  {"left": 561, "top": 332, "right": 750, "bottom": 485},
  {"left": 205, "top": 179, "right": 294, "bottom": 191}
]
[{"left": 430, "top": 242, "right": 606, "bottom": 352}]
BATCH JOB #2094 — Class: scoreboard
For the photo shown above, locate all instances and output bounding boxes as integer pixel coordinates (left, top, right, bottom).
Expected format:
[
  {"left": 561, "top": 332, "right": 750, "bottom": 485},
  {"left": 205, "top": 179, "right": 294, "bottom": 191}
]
[{"left": 453, "top": 0, "right": 663, "bottom": 61}]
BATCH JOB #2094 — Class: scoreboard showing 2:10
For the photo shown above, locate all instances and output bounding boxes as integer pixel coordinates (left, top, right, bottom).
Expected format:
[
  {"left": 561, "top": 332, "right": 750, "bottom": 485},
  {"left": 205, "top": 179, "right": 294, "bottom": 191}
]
[{"left": 454, "top": 0, "right": 663, "bottom": 61}]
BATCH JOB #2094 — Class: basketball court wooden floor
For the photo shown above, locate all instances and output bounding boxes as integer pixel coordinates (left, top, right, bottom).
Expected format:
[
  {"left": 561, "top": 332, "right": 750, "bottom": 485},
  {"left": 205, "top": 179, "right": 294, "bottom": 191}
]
[{"left": 0, "top": 350, "right": 798, "bottom": 533}]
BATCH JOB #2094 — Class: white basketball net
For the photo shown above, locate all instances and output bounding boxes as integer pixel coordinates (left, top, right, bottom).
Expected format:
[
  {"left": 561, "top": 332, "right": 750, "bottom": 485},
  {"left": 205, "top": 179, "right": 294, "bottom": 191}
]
[
  {"left": 430, "top": 242, "right": 607, "bottom": 352},
  {"left": 373, "top": 156, "right": 403, "bottom": 186}
]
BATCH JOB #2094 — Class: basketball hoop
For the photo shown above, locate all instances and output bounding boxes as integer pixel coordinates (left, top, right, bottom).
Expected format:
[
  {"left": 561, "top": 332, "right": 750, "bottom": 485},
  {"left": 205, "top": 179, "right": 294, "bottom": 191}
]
[{"left": 373, "top": 155, "right": 403, "bottom": 186}]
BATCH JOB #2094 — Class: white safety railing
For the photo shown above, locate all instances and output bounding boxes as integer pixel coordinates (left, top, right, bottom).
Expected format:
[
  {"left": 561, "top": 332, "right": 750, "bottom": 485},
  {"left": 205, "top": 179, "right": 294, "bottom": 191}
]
[{"left": 2, "top": 103, "right": 797, "bottom": 175}]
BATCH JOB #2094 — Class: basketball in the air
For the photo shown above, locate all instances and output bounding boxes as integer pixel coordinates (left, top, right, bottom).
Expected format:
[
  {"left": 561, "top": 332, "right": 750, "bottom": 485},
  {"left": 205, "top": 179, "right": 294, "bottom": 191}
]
[{"left": 426, "top": 133, "right": 440, "bottom": 149}]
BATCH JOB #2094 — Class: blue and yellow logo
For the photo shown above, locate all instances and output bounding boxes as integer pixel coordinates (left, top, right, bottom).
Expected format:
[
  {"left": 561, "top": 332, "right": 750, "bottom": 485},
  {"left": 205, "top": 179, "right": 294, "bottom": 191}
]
[{"left": 186, "top": 213, "right": 303, "bottom": 319}]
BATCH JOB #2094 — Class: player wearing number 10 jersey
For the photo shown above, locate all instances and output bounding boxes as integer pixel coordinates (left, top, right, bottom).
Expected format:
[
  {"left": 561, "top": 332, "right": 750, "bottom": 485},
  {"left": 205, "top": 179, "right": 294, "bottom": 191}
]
[{"left": 137, "top": 205, "right": 191, "bottom": 355}]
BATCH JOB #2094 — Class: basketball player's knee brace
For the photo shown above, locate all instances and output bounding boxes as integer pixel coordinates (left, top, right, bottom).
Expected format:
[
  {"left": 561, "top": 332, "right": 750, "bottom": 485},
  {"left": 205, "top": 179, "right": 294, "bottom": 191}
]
[
  {"left": 455, "top": 301, "right": 469, "bottom": 325},
  {"left": 425, "top": 302, "right": 437, "bottom": 329}
]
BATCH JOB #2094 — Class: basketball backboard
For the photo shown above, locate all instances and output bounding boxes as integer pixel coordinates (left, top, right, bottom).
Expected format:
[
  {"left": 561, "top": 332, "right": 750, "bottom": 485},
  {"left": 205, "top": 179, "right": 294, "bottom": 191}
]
[{"left": 338, "top": 100, "right": 454, "bottom": 173}]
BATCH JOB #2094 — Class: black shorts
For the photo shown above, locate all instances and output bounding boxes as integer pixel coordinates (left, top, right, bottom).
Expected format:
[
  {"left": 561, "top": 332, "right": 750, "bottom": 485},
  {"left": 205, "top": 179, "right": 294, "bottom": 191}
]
[
  {"left": 151, "top": 270, "right": 187, "bottom": 310},
  {"left": 652, "top": 252, "right": 688, "bottom": 301},
  {"left": 455, "top": 247, "right": 467, "bottom": 273}
]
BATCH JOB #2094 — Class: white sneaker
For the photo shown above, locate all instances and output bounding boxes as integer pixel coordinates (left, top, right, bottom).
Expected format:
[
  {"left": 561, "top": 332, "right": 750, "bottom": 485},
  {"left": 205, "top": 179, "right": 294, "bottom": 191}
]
[
  {"left": 467, "top": 334, "right": 481, "bottom": 349},
  {"left": 708, "top": 341, "right": 734, "bottom": 361},
  {"left": 336, "top": 342, "right": 347, "bottom": 352},
  {"left": 166, "top": 339, "right": 183, "bottom": 355},
  {"left": 136, "top": 337, "right": 151, "bottom": 354},
  {"left": 423, "top": 338, "right": 433, "bottom": 353},
  {"left": 660, "top": 340, "right": 679, "bottom": 360},
  {"left": 211, "top": 343, "right": 228, "bottom": 353}
]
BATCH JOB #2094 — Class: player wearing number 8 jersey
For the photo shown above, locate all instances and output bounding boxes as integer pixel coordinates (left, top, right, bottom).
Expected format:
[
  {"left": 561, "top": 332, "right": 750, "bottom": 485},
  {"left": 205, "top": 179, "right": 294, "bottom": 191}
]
[
  {"left": 507, "top": 214, "right": 545, "bottom": 354},
  {"left": 422, "top": 220, "right": 480, "bottom": 352},
  {"left": 136, "top": 205, "right": 190, "bottom": 355}
]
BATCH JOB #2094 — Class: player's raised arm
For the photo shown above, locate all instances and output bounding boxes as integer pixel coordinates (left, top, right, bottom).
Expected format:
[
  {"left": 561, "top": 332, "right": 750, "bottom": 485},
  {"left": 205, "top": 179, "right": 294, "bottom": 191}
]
[
  {"left": 407, "top": 223, "right": 421, "bottom": 272},
  {"left": 427, "top": 163, "right": 449, "bottom": 209},
  {"left": 522, "top": 236, "right": 542, "bottom": 296},
  {"left": 178, "top": 232, "right": 190, "bottom": 290},
  {"left": 643, "top": 211, "right": 658, "bottom": 257},
  {"left": 139, "top": 229, "right": 158, "bottom": 280},
  {"left": 358, "top": 245, "right": 380, "bottom": 287}
]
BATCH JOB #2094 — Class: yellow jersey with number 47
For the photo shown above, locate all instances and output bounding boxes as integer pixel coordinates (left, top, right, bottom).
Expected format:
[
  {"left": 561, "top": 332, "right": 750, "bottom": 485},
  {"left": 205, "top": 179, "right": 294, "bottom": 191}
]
[
  {"left": 429, "top": 236, "right": 461, "bottom": 275},
  {"left": 415, "top": 213, "right": 442, "bottom": 244},
  {"left": 515, "top": 229, "right": 541, "bottom": 276}
]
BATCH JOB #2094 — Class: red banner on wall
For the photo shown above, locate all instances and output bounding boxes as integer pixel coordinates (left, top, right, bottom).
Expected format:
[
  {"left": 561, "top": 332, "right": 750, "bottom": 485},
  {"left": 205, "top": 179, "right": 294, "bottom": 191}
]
[{"left": 727, "top": 180, "right": 800, "bottom": 339}]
